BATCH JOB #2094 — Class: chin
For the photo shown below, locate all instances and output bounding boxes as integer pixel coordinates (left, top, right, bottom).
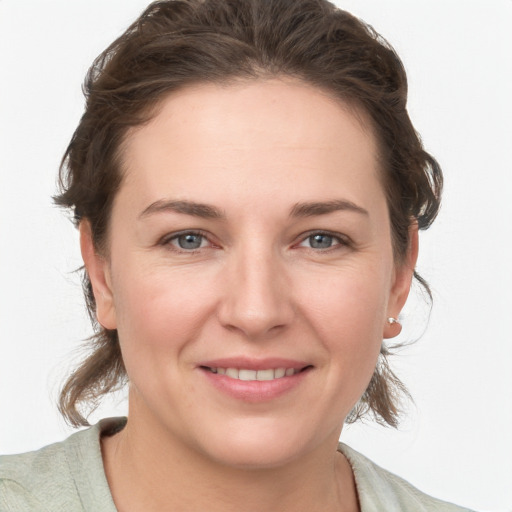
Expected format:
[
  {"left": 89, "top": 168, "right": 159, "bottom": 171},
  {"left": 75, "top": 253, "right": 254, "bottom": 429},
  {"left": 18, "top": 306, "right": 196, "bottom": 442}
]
[
  {"left": 208, "top": 440, "right": 302, "bottom": 470},
  {"left": 197, "top": 418, "right": 325, "bottom": 470}
]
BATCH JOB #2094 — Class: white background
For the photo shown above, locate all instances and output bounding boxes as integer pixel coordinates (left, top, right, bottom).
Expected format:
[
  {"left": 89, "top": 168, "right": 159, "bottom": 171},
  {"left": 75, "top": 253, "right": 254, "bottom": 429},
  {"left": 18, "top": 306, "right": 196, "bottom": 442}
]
[{"left": 0, "top": 1, "right": 511, "bottom": 511}]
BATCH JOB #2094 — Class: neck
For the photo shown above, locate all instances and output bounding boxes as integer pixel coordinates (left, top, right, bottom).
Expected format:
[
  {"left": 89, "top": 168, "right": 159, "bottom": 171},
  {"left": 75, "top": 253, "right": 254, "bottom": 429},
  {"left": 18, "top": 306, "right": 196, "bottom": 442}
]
[{"left": 101, "top": 412, "right": 359, "bottom": 512}]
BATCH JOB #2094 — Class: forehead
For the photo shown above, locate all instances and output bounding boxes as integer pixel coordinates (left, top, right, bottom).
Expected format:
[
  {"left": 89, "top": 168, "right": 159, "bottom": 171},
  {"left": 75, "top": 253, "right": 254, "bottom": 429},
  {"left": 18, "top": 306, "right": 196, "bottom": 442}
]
[
  {"left": 118, "top": 78, "right": 382, "bottom": 210},
  {"left": 125, "top": 78, "right": 376, "bottom": 152}
]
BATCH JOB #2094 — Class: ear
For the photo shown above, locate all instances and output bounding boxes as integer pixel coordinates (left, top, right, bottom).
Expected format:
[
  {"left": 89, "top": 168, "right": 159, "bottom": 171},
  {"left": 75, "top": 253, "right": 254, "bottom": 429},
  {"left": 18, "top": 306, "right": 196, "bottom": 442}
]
[
  {"left": 384, "top": 223, "right": 419, "bottom": 339},
  {"left": 79, "top": 220, "right": 117, "bottom": 330}
]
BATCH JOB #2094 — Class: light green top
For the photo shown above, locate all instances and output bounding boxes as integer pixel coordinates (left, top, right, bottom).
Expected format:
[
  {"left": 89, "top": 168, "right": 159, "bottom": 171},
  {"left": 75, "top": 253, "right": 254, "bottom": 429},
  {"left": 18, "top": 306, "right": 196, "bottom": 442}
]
[{"left": 0, "top": 418, "right": 475, "bottom": 511}]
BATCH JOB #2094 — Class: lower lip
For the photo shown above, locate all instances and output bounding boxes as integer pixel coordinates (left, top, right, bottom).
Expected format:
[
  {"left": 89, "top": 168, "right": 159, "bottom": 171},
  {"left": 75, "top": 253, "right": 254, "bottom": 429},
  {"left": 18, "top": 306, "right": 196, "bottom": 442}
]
[{"left": 200, "top": 368, "right": 311, "bottom": 402}]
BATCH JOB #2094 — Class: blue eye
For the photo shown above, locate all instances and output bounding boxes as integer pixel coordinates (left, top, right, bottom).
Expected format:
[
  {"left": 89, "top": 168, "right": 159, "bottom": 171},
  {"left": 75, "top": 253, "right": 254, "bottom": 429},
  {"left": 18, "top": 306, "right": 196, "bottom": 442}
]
[
  {"left": 308, "top": 234, "right": 334, "bottom": 249},
  {"left": 299, "top": 232, "right": 345, "bottom": 250},
  {"left": 169, "top": 232, "right": 207, "bottom": 250}
]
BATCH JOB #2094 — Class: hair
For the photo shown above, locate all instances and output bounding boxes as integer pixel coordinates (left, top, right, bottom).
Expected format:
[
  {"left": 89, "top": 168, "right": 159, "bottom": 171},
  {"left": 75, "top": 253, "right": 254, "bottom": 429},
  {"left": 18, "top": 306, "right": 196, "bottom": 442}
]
[{"left": 55, "top": 0, "right": 442, "bottom": 427}]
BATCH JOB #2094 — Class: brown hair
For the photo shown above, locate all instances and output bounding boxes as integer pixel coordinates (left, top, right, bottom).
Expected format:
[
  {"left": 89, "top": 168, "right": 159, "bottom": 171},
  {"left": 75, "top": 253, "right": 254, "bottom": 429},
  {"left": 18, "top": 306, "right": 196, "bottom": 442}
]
[{"left": 55, "top": 0, "right": 442, "bottom": 427}]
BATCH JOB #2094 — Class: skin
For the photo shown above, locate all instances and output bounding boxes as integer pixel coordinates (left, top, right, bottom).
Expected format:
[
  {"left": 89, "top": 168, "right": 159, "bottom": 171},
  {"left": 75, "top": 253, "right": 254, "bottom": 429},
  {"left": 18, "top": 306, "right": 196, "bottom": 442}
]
[{"left": 81, "top": 78, "right": 417, "bottom": 512}]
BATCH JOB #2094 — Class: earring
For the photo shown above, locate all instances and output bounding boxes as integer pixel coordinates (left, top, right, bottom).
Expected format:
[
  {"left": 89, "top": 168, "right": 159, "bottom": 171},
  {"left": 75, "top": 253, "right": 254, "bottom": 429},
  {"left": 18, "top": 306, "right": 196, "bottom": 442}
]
[{"left": 384, "top": 317, "right": 402, "bottom": 338}]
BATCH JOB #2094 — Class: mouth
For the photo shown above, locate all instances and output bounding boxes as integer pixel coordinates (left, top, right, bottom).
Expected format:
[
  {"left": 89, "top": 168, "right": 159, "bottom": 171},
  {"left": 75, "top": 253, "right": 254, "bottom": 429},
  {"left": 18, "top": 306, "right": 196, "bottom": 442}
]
[
  {"left": 197, "top": 358, "right": 313, "bottom": 401},
  {"left": 200, "top": 366, "right": 312, "bottom": 381}
]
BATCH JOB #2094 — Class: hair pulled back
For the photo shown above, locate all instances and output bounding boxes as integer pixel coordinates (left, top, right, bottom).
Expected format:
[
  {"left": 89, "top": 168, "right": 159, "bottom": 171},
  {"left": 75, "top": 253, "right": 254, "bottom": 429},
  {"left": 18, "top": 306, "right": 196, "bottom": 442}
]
[{"left": 55, "top": 0, "right": 442, "bottom": 427}]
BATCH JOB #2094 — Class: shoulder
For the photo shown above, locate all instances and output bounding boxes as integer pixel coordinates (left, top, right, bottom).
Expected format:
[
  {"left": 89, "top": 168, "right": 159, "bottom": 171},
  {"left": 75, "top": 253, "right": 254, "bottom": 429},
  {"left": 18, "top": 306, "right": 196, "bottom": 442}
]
[
  {"left": 338, "top": 443, "right": 476, "bottom": 512},
  {"left": 0, "top": 434, "right": 79, "bottom": 511},
  {"left": 0, "top": 418, "right": 124, "bottom": 511}
]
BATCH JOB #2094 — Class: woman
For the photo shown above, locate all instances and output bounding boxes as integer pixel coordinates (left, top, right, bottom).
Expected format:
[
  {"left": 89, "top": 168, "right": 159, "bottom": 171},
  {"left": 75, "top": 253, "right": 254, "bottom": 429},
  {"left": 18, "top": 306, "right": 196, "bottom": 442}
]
[{"left": 0, "top": 0, "right": 476, "bottom": 510}]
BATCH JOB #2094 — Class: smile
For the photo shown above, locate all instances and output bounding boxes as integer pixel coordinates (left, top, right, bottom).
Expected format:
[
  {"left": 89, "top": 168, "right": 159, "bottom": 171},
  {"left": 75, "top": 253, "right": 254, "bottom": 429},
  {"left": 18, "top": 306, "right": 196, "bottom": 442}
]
[
  {"left": 198, "top": 359, "right": 312, "bottom": 401},
  {"left": 205, "top": 367, "right": 302, "bottom": 381}
]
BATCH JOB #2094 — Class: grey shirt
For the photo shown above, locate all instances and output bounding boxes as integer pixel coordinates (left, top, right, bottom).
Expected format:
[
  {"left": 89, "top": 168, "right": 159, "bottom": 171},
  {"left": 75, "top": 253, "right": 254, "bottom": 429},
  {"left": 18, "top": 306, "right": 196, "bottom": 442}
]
[{"left": 0, "top": 417, "right": 474, "bottom": 511}]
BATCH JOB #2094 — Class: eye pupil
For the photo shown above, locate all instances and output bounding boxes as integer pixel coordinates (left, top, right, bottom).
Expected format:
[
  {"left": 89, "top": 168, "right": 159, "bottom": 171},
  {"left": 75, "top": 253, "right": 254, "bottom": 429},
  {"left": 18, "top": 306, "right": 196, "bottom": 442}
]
[
  {"left": 310, "top": 234, "right": 333, "bottom": 249},
  {"left": 178, "top": 233, "right": 203, "bottom": 249}
]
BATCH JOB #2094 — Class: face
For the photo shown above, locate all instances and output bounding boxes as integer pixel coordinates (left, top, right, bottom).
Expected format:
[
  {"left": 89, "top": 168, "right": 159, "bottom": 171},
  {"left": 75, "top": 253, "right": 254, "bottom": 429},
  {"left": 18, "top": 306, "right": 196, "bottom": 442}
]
[{"left": 83, "top": 79, "right": 415, "bottom": 468}]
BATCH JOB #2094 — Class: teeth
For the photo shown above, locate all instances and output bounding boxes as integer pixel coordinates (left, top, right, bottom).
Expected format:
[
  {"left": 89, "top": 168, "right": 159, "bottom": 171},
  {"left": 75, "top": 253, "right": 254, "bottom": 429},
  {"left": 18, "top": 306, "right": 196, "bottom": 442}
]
[
  {"left": 208, "top": 366, "right": 302, "bottom": 381},
  {"left": 239, "top": 369, "right": 257, "bottom": 381},
  {"left": 274, "top": 368, "right": 286, "bottom": 378},
  {"left": 256, "top": 369, "right": 274, "bottom": 381},
  {"left": 225, "top": 368, "right": 239, "bottom": 379}
]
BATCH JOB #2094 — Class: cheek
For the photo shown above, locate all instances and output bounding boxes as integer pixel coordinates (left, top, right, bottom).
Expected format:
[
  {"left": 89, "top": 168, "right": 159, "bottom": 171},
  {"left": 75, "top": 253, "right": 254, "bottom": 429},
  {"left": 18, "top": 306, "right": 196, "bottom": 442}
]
[
  {"left": 111, "top": 262, "right": 218, "bottom": 362},
  {"left": 295, "top": 263, "right": 390, "bottom": 376},
  {"left": 299, "top": 261, "right": 389, "bottom": 329}
]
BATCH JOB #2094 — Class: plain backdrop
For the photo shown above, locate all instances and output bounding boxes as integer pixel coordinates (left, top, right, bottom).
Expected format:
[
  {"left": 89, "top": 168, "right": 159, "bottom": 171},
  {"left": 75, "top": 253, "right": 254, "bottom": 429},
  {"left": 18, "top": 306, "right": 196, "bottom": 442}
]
[{"left": 0, "top": 1, "right": 511, "bottom": 511}]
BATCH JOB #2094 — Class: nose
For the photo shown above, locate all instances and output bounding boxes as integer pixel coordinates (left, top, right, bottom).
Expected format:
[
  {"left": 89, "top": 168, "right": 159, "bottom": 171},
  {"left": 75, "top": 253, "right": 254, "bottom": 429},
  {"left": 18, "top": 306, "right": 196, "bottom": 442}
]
[{"left": 217, "top": 244, "right": 294, "bottom": 340}]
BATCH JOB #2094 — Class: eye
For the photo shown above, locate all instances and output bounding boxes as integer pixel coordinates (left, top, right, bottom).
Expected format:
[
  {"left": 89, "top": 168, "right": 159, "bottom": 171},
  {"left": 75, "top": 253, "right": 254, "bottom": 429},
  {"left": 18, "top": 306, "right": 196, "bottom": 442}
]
[
  {"left": 298, "top": 232, "right": 347, "bottom": 250},
  {"left": 164, "top": 231, "right": 210, "bottom": 251}
]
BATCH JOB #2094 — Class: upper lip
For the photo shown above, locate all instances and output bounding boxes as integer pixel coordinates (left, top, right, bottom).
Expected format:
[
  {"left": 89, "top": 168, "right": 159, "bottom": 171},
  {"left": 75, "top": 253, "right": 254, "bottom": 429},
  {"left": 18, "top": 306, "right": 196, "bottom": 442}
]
[{"left": 197, "top": 357, "right": 311, "bottom": 371}]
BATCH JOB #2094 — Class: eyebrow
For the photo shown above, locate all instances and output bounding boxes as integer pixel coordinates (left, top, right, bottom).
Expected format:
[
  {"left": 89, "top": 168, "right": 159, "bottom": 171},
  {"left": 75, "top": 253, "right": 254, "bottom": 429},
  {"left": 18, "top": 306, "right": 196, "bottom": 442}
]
[
  {"left": 139, "top": 200, "right": 225, "bottom": 220},
  {"left": 289, "top": 199, "right": 369, "bottom": 218},
  {"left": 139, "top": 198, "right": 368, "bottom": 220}
]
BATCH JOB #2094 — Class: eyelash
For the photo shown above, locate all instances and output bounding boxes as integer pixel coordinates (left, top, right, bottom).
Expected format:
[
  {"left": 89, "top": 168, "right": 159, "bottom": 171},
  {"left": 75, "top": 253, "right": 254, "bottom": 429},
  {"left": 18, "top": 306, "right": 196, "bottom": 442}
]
[
  {"left": 297, "top": 230, "right": 351, "bottom": 251},
  {"left": 160, "top": 230, "right": 213, "bottom": 253},
  {"left": 159, "top": 230, "right": 351, "bottom": 253}
]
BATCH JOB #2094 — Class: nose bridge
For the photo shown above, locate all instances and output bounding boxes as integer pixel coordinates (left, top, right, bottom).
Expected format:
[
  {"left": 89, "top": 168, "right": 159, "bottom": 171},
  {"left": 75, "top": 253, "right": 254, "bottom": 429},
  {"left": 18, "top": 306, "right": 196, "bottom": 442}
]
[{"left": 218, "top": 236, "right": 292, "bottom": 339}]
